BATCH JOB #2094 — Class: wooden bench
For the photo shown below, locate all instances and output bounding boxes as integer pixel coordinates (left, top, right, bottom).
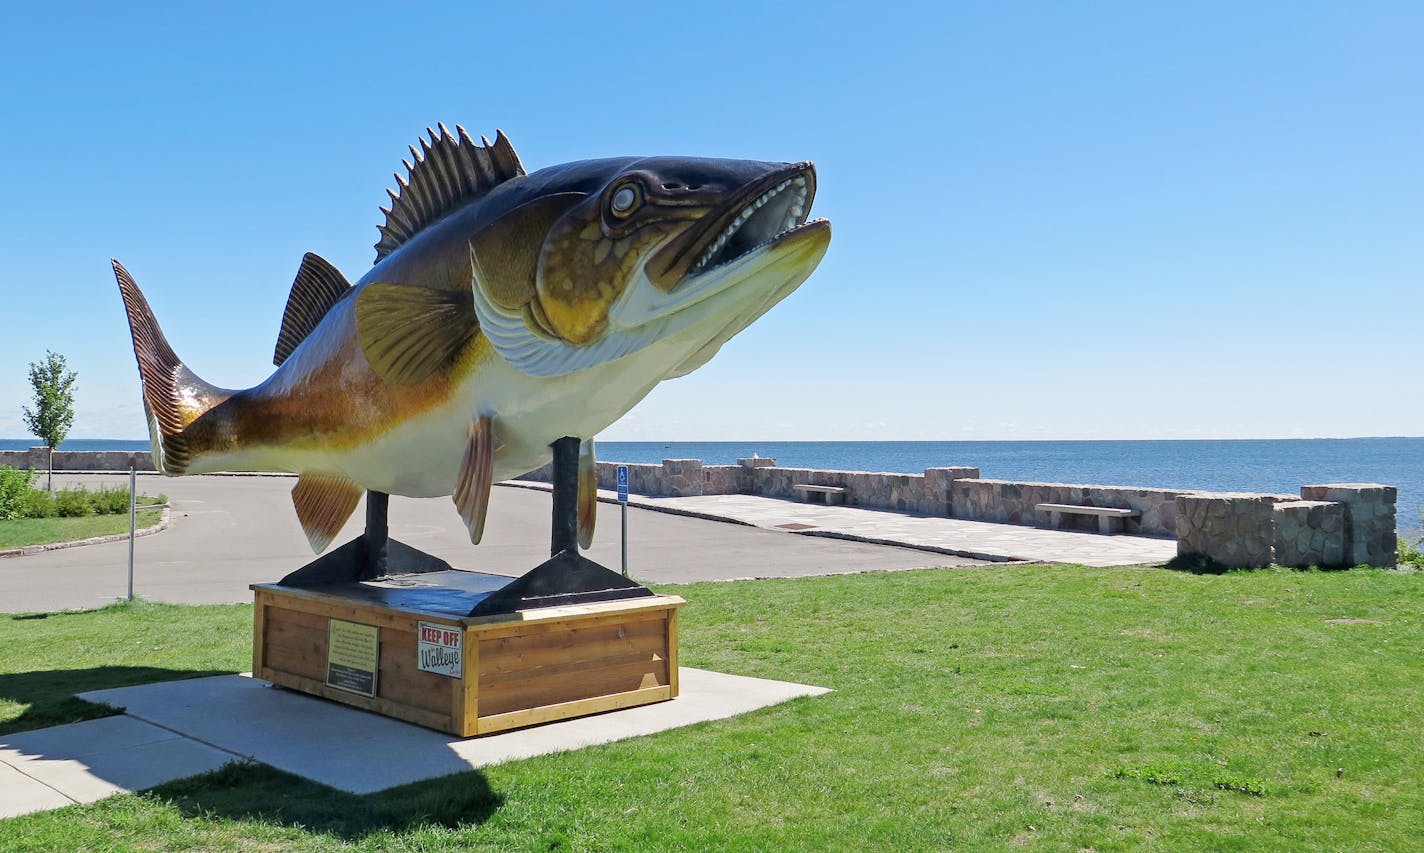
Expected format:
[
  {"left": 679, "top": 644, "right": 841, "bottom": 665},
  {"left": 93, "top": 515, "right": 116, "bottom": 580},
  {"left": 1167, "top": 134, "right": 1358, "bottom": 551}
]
[
  {"left": 1035, "top": 503, "right": 1140, "bottom": 535},
  {"left": 793, "top": 484, "right": 848, "bottom": 505}
]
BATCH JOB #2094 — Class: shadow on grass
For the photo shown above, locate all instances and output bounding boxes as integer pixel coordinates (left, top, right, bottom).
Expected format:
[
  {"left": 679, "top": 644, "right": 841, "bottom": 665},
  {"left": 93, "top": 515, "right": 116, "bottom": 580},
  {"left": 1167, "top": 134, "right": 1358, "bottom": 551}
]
[
  {"left": 149, "top": 761, "right": 503, "bottom": 840},
  {"left": 0, "top": 665, "right": 231, "bottom": 736}
]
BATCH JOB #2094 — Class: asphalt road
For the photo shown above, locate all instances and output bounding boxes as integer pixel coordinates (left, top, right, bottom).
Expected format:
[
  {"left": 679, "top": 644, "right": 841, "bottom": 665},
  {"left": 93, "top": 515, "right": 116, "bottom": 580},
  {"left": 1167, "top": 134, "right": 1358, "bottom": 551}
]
[{"left": 1, "top": 473, "right": 977, "bottom": 613}]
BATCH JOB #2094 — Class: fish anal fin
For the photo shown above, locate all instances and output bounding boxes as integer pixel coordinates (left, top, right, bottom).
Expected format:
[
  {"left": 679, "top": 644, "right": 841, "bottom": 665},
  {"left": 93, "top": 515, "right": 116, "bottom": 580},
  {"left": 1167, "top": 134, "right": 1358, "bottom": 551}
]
[
  {"left": 375, "top": 126, "right": 525, "bottom": 262},
  {"left": 452, "top": 415, "right": 495, "bottom": 544},
  {"left": 355, "top": 284, "right": 477, "bottom": 385},
  {"left": 578, "top": 438, "right": 596, "bottom": 549},
  {"left": 292, "top": 473, "right": 363, "bottom": 554},
  {"left": 274, "top": 253, "right": 352, "bottom": 366},
  {"left": 470, "top": 192, "right": 586, "bottom": 311}
]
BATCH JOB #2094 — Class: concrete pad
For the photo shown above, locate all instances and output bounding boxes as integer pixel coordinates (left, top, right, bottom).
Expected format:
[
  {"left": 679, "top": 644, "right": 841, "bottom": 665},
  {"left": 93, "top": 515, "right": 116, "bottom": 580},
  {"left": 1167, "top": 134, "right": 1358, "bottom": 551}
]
[
  {"left": 81, "top": 669, "right": 829, "bottom": 795},
  {"left": 0, "top": 715, "right": 233, "bottom": 815},
  {"left": 0, "top": 761, "right": 73, "bottom": 819}
]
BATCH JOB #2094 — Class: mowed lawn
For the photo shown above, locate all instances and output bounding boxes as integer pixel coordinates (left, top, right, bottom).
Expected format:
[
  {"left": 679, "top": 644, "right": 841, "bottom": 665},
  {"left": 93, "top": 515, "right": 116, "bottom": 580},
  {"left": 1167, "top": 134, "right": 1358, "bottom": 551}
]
[{"left": 0, "top": 564, "right": 1420, "bottom": 850}]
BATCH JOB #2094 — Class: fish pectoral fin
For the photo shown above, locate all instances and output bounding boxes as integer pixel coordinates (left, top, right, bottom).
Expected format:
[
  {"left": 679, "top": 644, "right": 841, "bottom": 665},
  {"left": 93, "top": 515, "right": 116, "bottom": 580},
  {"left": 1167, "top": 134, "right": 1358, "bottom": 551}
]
[
  {"left": 578, "top": 438, "right": 596, "bottom": 549},
  {"left": 356, "top": 284, "right": 477, "bottom": 385},
  {"left": 452, "top": 415, "right": 495, "bottom": 544},
  {"left": 274, "top": 253, "right": 352, "bottom": 366},
  {"left": 292, "top": 473, "right": 363, "bottom": 554}
]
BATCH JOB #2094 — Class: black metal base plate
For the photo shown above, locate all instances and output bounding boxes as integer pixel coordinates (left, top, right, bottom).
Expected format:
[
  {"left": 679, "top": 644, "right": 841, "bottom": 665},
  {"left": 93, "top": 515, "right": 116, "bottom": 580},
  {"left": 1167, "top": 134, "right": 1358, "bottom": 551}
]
[
  {"left": 277, "top": 536, "right": 452, "bottom": 587},
  {"left": 467, "top": 549, "right": 653, "bottom": 617}
]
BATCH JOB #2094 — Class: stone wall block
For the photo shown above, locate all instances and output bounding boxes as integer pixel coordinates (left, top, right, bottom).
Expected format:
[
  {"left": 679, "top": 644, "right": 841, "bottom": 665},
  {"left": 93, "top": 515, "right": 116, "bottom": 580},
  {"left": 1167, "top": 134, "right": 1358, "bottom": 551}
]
[
  {"left": 1301, "top": 483, "right": 1397, "bottom": 567},
  {"left": 1272, "top": 500, "right": 1346, "bottom": 568},
  {"left": 1177, "top": 493, "right": 1275, "bottom": 568}
]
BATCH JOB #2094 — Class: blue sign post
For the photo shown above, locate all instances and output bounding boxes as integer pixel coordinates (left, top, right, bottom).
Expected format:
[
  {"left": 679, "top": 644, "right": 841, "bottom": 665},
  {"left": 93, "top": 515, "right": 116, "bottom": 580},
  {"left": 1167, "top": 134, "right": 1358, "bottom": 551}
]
[{"left": 617, "top": 466, "right": 629, "bottom": 576}]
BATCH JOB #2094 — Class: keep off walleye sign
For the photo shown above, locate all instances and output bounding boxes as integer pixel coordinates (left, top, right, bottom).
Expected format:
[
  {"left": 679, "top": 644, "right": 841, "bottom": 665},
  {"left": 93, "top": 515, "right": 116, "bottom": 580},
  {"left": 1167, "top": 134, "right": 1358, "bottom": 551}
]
[{"left": 418, "top": 622, "right": 462, "bottom": 677}]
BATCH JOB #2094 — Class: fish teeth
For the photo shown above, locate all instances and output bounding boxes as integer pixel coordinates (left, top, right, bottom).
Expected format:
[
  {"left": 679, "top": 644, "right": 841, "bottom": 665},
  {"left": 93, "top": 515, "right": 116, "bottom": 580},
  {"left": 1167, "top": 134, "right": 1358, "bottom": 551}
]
[{"left": 691, "top": 175, "right": 811, "bottom": 272}]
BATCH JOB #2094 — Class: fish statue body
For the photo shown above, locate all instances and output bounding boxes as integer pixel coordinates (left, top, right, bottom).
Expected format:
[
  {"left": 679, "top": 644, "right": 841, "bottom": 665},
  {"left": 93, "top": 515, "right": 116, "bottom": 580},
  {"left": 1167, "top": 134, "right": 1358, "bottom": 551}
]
[{"left": 114, "top": 126, "right": 830, "bottom": 552}]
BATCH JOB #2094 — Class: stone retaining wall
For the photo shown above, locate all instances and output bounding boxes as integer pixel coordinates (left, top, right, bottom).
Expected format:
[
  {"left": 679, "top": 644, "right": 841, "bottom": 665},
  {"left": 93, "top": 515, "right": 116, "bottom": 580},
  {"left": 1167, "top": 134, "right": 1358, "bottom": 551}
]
[
  {"left": 0, "top": 447, "right": 155, "bottom": 472},
  {"left": 518, "top": 456, "right": 1399, "bottom": 568},
  {"left": 952, "top": 479, "right": 1195, "bottom": 538}
]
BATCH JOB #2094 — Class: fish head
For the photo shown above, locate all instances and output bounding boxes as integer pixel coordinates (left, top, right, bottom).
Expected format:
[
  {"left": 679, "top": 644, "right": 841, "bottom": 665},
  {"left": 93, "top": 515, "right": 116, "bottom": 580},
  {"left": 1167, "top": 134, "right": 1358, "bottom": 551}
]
[{"left": 471, "top": 156, "right": 830, "bottom": 377}]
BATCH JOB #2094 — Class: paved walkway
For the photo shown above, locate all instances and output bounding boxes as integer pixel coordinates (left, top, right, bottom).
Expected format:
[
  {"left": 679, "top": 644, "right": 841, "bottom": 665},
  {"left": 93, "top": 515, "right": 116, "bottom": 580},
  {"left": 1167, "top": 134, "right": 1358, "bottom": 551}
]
[
  {"left": 1, "top": 474, "right": 983, "bottom": 614},
  {"left": 617, "top": 492, "right": 1178, "bottom": 568}
]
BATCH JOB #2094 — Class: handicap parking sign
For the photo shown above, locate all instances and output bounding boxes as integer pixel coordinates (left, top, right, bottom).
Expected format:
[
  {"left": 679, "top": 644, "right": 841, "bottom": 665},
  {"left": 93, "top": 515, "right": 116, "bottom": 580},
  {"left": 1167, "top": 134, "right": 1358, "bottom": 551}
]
[{"left": 616, "top": 465, "right": 629, "bottom": 503}]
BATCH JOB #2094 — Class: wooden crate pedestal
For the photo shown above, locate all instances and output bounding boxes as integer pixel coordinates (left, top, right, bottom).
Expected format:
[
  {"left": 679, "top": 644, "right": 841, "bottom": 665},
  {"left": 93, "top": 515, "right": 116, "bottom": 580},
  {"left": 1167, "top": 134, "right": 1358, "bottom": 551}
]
[{"left": 252, "top": 574, "right": 684, "bottom": 737}]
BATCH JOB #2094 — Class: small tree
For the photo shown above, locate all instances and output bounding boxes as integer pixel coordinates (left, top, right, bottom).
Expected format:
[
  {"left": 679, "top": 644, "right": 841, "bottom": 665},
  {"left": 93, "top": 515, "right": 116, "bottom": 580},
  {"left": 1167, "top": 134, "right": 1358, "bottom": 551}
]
[{"left": 21, "top": 351, "right": 77, "bottom": 494}]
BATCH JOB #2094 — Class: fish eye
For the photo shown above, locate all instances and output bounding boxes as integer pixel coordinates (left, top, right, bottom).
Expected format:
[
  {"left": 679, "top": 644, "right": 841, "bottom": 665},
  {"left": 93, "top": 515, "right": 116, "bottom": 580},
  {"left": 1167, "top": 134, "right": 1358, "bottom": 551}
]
[{"left": 609, "top": 184, "right": 640, "bottom": 217}]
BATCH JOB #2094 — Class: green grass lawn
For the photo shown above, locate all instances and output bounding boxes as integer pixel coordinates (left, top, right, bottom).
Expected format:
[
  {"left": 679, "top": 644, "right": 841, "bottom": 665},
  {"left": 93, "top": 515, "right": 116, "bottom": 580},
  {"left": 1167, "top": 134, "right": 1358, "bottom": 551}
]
[
  {"left": 0, "top": 506, "right": 163, "bottom": 550},
  {"left": 1, "top": 565, "right": 1421, "bottom": 850}
]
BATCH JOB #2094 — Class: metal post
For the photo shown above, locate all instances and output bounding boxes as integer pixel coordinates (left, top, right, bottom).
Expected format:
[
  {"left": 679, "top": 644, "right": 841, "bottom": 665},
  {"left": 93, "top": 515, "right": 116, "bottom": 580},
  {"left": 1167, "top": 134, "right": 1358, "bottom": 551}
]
[
  {"left": 621, "top": 502, "right": 628, "bottom": 577},
  {"left": 127, "top": 465, "right": 136, "bottom": 601},
  {"left": 365, "top": 491, "right": 389, "bottom": 579},
  {"left": 550, "top": 436, "right": 580, "bottom": 556}
]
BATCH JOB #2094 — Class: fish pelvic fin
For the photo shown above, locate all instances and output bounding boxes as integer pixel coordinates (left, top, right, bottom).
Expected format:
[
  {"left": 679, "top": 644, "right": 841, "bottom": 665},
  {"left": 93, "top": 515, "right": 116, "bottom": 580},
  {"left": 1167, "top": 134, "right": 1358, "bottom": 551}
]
[
  {"left": 292, "top": 473, "right": 363, "bottom": 554},
  {"left": 578, "top": 438, "right": 596, "bottom": 550},
  {"left": 112, "top": 260, "right": 232, "bottom": 475},
  {"left": 452, "top": 415, "right": 495, "bottom": 544}
]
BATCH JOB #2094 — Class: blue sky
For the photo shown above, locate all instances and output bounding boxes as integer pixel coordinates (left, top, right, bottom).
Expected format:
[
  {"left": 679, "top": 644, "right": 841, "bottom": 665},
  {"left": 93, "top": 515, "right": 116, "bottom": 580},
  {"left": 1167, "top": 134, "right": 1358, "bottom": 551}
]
[{"left": 1, "top": 2, "right": 1420, "bottom": 441}]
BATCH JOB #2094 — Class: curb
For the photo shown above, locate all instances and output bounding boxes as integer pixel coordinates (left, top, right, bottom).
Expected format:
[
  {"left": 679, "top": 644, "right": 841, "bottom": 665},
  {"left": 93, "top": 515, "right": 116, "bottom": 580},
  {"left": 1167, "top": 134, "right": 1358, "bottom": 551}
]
[{"left": 0, "top": 505, "right": 173, "bottom": 559}]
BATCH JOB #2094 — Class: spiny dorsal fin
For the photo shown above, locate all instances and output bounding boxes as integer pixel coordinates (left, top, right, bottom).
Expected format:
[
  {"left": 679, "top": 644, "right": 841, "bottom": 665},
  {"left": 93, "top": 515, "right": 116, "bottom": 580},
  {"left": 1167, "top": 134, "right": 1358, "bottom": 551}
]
[
  {"left": 355, "top": 283, "right": 478, "bottom": 385},
  {"left": 274, "top": 253, "right": 352, "bottom": 366},
  {"left": 375, "top": 124, "right": 525, "bottom": 263},
  {"left": 292, "top": 472, "right": 363, "bottom": 554}
]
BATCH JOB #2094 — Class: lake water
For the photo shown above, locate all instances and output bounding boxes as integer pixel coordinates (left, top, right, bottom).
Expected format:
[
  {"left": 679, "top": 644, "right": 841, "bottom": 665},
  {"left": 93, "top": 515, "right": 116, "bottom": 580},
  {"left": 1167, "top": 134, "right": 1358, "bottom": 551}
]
[{"left": 6, "top": 437, "right": 1421, "bottom": 534}]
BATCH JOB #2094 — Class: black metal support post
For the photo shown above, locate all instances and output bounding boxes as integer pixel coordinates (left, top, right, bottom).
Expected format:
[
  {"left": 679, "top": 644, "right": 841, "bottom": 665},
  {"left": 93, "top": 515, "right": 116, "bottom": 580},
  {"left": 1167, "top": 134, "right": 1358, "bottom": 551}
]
[
  {"left": 550, "top": 436, "right": 580, "bottom": 557},
  {"left": 366, "top": 490, "right": 389, "bottom": 579}
]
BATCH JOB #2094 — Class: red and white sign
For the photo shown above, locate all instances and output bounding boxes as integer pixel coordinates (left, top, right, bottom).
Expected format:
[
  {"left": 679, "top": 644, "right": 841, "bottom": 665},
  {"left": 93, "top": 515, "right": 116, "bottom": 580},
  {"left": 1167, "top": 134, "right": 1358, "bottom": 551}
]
[{"left": 417, "top": 621, "right": 462, "bottom": 678}]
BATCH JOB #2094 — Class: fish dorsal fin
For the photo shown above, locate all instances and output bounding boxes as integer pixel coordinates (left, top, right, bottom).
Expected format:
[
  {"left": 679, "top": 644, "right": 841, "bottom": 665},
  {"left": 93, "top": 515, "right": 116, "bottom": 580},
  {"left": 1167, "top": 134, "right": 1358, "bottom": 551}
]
[
  {"left": 355, "top": 283, "right": 478, "bottom": 385},
  {"left": 274, "top": 253, "right": 352, "bottom": 366},
  {"left": 375, "top": 124, "right": 525, "bottom": 262},
  {"left": 291, "top": 472, "right": 363, "bottom": 554}
]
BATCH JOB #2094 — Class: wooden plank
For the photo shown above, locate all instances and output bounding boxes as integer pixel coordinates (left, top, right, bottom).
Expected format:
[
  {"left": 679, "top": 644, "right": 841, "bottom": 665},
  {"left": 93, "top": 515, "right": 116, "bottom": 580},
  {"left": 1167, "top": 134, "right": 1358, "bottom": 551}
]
[
  {"left": 479, "top": 618, "right": 666, "bottom": 673},
  {"left": 463, "top": 595, "right": 686, "bottom": 632},
  {"left": 667, "top": 607, "right": 680, "bottom": 697},
  {"left": 374, "top": 630, "right": 454, "bottom": 715},
  {"left": 263, "top": 638, "right": 327, "bottom": 682},
  {"left": 252, "top": 591, "right": 268, "bottom": 675},
  {"left": 476, "top": 685, "right": 673, "bottom": 735},
  {"left": 252, "top": 583, "right": 470, "bottom": 624},
  {"left": 477, "top": 656, "right": 669, "bottom": 717},
  {"left": 471, "top": 606, "right": 669, "bottom": 641},
  {"left": 479, "top": 639, "right": 667, "bottom": 690},
  {"left": 261, "top": 668, "right": 453, "bottom": 733},
  {"left": 457, "top": 627, "right": 480, "bottom": 737}
]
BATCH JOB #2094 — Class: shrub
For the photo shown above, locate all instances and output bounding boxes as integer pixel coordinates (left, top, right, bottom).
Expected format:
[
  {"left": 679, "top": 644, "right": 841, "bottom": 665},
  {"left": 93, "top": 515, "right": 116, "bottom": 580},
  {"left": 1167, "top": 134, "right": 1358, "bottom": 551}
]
[
  {"left": 0, "top": 466, "right": 36, "bottom": 521},
  {"left": 53, "top": 489, "right": 92, "bottom": 518},
  {"left": 1400, "top": 534, "right": 1424, "bottom": 570},
  {"left": 91, "top": 486, "right": 131, "bottom": 515},
  {"left": 20, "top": 489, "right": 54, "bottom": 519}
]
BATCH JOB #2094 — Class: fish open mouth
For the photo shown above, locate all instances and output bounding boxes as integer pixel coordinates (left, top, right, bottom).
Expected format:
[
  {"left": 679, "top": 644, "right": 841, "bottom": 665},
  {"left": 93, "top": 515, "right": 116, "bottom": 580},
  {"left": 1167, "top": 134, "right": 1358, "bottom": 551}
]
[{"left": 648, "top": 162, "right": 820, "bottom": 288}]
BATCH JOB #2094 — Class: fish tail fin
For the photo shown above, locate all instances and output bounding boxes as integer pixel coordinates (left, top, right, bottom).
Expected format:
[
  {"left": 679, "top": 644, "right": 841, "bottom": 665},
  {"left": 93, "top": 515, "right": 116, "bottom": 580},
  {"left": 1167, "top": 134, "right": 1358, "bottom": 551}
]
[{"left": 112, "top": 260, "right": 231, "bottom": 475}]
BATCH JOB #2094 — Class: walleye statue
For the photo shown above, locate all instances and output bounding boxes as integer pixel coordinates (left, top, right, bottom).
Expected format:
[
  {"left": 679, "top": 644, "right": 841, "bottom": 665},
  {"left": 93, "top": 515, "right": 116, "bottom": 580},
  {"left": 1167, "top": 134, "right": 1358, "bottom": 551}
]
[{"left": 114, "top": 125, "right": 830, "bottom": 557}]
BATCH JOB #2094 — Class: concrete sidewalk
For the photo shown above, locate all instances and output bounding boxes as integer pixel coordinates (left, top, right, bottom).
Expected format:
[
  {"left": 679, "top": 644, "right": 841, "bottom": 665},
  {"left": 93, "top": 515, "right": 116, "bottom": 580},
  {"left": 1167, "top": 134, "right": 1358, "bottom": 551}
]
[
  {"left": 0, "top": 668, "right": 828, "bottom": 817},
  {"left": 630, "top": 493, "right": 1179, "bottom": 567},
  {"left": 511, "top": 482, "right": 1178, "bottom": 568}
]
